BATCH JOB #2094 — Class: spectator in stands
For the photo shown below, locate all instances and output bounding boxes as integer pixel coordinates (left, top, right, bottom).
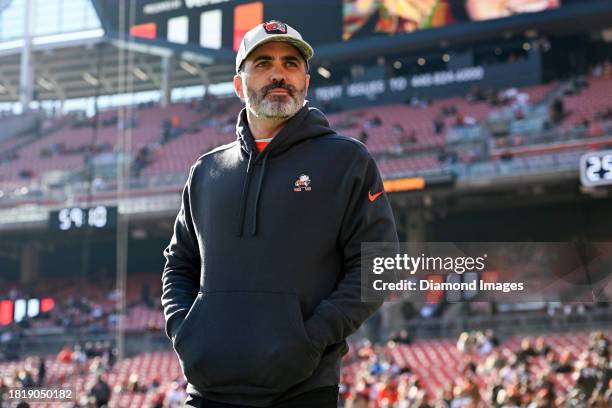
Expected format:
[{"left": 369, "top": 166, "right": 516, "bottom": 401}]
[
  {"left": 433, "top": 115, "right": 445, "bottom": 135},
  {"left": 475, "top": 331, "right": 494, "bottom": 355},
  {"left": 408, "top": 95, "right": 431, "bottom": 109},
  {"left": 552, "top": 351, "right": 574, "bottom": 373},
  {"left": 18, "top": 169, "right": 34, "bottom": 179},
  {"left": 16, "top": 368, "right": 34, "bottom": 388},
  {"left": 440, "top": 105, "right": 457, "bottom": 116},
  {"left": 36, "top": 357, "right": 45, "bottom": 387},
  {"left": 399, "top": 130, "right": 417, "bottom": 148},
  {"left": 165, "top": 381, "right": 187, "bottom": 408},
  {"left": 171, "top": 114, "right": 181, "bottom": 130},
  {"left": 364, "top": 116, "right": 383, "bottom": 128},
  {"left": 457, "top": 332, "right": 476, "bottom": 353},
  {"left": 73, "top": 344, "right": 88, "bottom": 375},
  {"left": 550, "top": 97, "right": 565, "bottom": 124},
  {"left": 575, "top": 355, "right": 600, "bottom": 398},
  {"left": 358, "top": 127, "right": 369, "bottom": 144},
  {"left": 57, "top": 344, "right": 73, "bottom": 364},
  {"left": 589, "top": 330, "right": 610, "bottom": 359},
  {"left": 516, "top": 338, "right": 537, "bottom": 363},
  {"left": 88, "top": 356, "right": 105, "bottom": 377},
  {"left": 89, "top": 373, "right": 111, "bottom": 407},
  {"left": 389, "top": 329, "right": 411, "bottom": 345},
  {"left": 161, "top": 118, "right": 172, "bottom": 143},
  {"left": 345, "top": 393, "right": 369, "bottom": 408},
  {"left": 455, "top": 112, "right": 466, "bottom": 127},
  {"left": 151, "top": 388, "right": 166, "bottom": 408},
  {"left": 102, "top": 114, "right": 118, "bottom": 127},
  {"left": 141, "top": 282, "right": 153, "bottom": 308},
  {"left": 534, "top": 336, "right": 551, "bottom": 356}
]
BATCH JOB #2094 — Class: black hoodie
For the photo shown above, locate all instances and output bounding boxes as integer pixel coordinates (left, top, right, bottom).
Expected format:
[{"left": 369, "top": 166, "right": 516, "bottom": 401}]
[{"left": 161, "top": 103, "right": 398, "bottom": 407}]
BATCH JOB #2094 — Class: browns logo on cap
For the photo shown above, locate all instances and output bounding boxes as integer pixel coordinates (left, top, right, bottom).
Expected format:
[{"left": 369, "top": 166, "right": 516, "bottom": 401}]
[{"left": 263, "top": 21, "right": 287, "bottom": 34}]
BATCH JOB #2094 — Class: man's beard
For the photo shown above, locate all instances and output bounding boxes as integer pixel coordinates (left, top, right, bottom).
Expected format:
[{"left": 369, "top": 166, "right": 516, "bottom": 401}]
[{"left": 245, "top": 81, "right": 305, "bottom": 120}]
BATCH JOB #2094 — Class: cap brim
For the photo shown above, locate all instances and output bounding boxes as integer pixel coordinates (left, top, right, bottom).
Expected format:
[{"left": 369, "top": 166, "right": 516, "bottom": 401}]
[{"left": 241, "top": 35, "right": 314, "bottom": 69}]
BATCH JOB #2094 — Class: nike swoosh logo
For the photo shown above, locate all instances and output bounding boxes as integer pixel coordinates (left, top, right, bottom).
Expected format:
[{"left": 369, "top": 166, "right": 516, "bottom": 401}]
[{"left": 368, "top": 191, "right": 383, "bottom": 202}]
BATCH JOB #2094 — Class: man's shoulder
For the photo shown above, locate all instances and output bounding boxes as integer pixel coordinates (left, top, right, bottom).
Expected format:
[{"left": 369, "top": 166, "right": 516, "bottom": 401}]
[
  {"left": 317, "top": 133, "right": 371, "bottom": 158},
  {"left": 192, "top": 140, "right": 239, "bottom": 166}
]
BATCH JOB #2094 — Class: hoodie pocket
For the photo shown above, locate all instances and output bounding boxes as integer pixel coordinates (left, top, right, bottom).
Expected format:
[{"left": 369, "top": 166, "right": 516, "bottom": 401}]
[
  {"left": 173, "top": 292, "right": 204, "bottom": 344},
  {"left": 173, "top": 291, "right": 320, "bottom": 394}
]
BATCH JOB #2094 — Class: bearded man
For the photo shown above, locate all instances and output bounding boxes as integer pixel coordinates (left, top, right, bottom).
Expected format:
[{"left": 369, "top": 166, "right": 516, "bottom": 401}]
[{"left": 162, "top": 20, "right": 398, "bottom": 408}]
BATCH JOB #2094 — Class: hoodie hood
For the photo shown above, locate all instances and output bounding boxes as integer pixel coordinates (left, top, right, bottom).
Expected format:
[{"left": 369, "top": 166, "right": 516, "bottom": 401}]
[
  {"left": 236, "top": 102, "right": 334, "bottom": 159},
  {"left": 234, "top": 102, "right": 335, "bottom": 237}
]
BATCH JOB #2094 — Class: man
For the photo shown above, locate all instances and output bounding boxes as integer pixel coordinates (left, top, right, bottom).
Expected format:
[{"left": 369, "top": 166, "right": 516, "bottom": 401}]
[{"left": 162, "top": 20, "right": 398, "bottom": 407}]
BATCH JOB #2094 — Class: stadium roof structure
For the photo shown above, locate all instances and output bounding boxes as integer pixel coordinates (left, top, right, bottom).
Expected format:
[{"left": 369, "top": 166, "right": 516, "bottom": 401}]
[
  {"left": 0, "top": 37, "right": 235, "bottom": 103},
  {"left": 1, "top": 0, "right": 612, "bottom": 105}
]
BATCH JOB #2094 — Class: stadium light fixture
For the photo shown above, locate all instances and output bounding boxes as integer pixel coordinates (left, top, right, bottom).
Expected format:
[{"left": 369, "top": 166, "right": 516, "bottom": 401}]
[
  {"left": 37, "top": 77, "right": 54, "bottom": 91},
  {"left": 417, "top": 57, "right": 426, "bottom": 66},
  {"left": 393, "top": 61, "right": 402, "bottom": 69},
  {"left": 180, "top": 60, "right": 199, "bottom": 75},
  {"left": 133, "top": 67, "right": 149, "bottom": 81},
  {"left": 523, "top": 42, "right": 531, "bottom": 51},
  {"left": 83, "top": 73, "right": 99, "bottom": 86},
  {"left": 442, "top": 54, "right": 450, "bottom": 62},
  {"left": 317, "top": 67, "right": 331, "bottom": 79},
  {"left": 181, "top": 51, "right": 214, "bottom": 65}
]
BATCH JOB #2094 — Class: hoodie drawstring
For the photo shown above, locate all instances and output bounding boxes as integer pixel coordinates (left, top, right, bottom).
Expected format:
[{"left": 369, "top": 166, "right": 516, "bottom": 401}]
[
  {"left": 236, "top": 150, "right": 253, "bottom": 237},
  {"left": 251, "top": 151, "right": 269, "bottom": 236}
]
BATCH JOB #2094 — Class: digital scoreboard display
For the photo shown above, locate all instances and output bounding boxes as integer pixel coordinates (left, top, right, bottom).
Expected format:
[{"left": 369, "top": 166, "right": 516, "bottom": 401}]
[
  {"left": 93, "top": 0, "right": 570, "bottom": 55},
  {"left": 94, "top": 0, "right": 343, "bottom": 53},
  {"left": 49, "top": 206, "right": 118, "bottom": 231},
  {"left": 0, "top": 298, "right": 55, "bottom": 326},
  {"left": 581, "top": 150, "right": 612, "bottom": 188}
]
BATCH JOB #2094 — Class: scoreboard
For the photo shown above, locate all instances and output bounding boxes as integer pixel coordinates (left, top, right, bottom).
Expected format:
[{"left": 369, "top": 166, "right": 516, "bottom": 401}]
[
  {"left": 92, "top": 0, "right": 576, "bottom": 60},
  {"left": 0, "top": 298, "right": 55, "bottom": 326},
  {"left": 581, "top": 150, "right": 612, "bottom": 188},
  {"left": 49, "top": 206, "right": 118, "bottom": 231},
  {"left": 93, "top": 0, "right": 343, "bottom": 54}
]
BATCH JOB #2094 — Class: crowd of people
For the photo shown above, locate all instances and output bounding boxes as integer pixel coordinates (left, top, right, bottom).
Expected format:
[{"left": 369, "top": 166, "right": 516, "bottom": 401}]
[
  {"left": 2, "top": 71, "right": 610, "bottom": 198},
  {"left": 0, "top": 277, "right": 163, "bottom": 364},
  {"left": 1, "top": 328, "right": 608, "bottom": 407},
  {"left": 340, "top": 330, "right": 611, "bottom": 407},
  {"left": 0, "top": 341, "right": 186, "bottom": 408}
]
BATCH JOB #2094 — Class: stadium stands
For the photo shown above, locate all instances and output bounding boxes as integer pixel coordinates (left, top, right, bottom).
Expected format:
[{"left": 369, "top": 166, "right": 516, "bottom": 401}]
[
  {"left": 0, "top": 330, "right": 608, "bottom": 407},
  {"left": 0, "top": 102, "right": 205, "bottom": 183},
  {"left": 1, "top": 77, "right": 610, "bottom": 203}
]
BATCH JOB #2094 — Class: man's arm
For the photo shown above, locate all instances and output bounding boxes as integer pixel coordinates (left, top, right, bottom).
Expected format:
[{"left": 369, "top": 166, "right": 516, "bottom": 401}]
[
  {"left": 304, "top": 147, "right": 398, "bottom": 351},
  {"left": 161, "top": 164, "right": 201, "bottom": 341}
]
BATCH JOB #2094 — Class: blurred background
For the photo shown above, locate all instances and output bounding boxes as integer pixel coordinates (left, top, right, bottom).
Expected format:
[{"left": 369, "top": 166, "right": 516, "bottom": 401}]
[{"left": 0, "top": 0, "right": 611, "bottom": 406}]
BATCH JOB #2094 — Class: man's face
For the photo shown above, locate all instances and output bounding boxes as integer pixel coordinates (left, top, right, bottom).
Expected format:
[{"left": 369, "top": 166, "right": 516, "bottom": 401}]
[{"left": 234, "top": 41, "right": 310, "bottom": 120}]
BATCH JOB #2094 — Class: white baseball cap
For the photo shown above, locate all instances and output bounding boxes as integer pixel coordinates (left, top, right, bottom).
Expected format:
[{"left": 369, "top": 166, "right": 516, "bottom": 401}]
[{"left": 235, "top": 20, "right": 314, "bottom": 73}]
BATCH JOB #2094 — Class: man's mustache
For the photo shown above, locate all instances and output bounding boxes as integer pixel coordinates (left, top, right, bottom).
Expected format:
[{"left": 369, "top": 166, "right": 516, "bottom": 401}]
[{"left": 261, "top": 82, "right": 295, "bottom": 97}]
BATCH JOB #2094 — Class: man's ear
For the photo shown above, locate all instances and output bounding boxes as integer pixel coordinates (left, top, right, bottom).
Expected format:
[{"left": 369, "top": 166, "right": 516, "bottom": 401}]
[
  {"left": 233, "top": 74, "right": 244, "bottom": 100},
  {"left": 304, "top": 73, "right": 310, "bottom": 97}
]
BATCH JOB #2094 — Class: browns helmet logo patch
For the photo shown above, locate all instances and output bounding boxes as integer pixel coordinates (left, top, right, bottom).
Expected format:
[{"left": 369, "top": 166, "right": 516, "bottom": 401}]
[
  {"left": 293, "top": 174, "right": 312, "bottom": 192},
  {"left": 263, "top": 21, "right": 287, "bottom": 34}
]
